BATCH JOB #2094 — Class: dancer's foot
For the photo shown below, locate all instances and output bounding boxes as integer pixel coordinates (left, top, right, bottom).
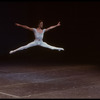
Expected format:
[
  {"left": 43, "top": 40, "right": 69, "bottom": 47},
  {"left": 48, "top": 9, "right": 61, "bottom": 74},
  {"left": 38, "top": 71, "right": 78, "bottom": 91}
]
[
  {"left": 58, "top": 48, "right": 64, "bottom": 51},
  {"left": 9, "top": 50, "right": 15, "bottom": 54}
]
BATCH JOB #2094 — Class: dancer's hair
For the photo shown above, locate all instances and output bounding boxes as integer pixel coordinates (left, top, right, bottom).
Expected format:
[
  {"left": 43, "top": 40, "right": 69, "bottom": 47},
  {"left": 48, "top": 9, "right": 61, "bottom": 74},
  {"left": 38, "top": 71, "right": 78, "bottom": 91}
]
[{"left": 37, "top": 20, "right": 43, "bottom": 26}]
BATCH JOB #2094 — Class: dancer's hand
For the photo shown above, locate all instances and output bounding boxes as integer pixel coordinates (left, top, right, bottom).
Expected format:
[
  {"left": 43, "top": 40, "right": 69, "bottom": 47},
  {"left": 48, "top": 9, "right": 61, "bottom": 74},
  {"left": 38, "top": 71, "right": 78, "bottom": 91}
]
[
  {"left": 15, "top": 23, "right": 20, "bottom": 26},
  {"left": 57, "top": 22, "right": 61, "bottom": 26}
]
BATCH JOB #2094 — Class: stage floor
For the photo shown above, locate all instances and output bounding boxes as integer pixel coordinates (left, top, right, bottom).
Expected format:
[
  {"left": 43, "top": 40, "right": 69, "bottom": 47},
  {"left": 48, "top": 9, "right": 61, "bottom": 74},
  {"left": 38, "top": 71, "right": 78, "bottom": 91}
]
[{"left": 0, "top": 63, "right": 100, "bottom": 98}]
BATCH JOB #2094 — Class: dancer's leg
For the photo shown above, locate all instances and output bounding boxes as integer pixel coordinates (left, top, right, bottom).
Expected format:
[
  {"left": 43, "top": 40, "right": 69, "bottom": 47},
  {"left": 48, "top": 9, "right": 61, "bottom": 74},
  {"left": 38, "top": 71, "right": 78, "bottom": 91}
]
[
  {"left": 40, "top": 42, "right": 64, "bottom": 51},
  {"left": 9, "top": 41, "right": 37, "bottom": 54}
]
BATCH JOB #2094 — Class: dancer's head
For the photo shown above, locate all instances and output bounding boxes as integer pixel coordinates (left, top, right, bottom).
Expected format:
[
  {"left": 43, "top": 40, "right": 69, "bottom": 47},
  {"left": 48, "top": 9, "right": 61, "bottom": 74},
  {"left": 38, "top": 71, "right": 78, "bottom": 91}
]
[{"left": 37, "top": 20, "right": 43, "bottom": 28}]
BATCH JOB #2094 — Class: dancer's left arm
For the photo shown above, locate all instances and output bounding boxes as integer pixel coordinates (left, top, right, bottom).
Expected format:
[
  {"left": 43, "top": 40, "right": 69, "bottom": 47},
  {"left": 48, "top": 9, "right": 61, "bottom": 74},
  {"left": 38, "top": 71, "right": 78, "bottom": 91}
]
[{"left": 45, "top": 22, "right": 61, "bottom": 32}]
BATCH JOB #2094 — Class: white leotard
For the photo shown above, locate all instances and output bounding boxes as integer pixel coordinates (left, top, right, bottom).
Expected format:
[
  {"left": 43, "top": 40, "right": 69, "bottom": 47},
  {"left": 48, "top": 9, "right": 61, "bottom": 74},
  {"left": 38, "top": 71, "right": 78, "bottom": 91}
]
[{"left": 33, "top": 28, "right": 45, "bottom": 41}]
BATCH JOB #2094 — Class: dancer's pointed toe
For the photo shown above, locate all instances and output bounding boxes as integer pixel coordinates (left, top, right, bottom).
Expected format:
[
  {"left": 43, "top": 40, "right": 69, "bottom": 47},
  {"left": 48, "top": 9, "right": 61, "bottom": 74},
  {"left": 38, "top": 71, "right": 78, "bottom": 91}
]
[
  {"left": 9, "top": 50, "right": 14, "bottom": 54},
  {"left": 62, "top": 48, "right": 64, "bottom": 51},
  {"left": 58, "top": 48, "right": 64, "bottom": 51}
]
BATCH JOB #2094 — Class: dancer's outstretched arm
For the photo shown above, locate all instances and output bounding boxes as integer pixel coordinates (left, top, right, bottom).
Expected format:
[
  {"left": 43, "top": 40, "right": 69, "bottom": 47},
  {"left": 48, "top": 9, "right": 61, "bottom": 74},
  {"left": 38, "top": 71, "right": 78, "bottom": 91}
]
[
  {"left": 45, "top": 22, "right": 61, "bottom": 32},
  {"left": 15, "top": 23, "right": 33, "bottom": 31}
]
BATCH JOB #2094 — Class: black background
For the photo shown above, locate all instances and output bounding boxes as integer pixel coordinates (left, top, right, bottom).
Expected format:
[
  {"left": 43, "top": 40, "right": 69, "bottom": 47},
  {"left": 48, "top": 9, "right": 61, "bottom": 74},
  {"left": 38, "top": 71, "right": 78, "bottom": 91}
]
[{"left": 0, "top": 1, "right": 100, "bottom": 65}]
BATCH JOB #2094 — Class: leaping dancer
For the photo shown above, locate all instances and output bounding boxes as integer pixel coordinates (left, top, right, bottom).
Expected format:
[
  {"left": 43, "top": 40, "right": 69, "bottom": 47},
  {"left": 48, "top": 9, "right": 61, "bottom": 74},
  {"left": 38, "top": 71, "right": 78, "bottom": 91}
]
[{"left": 9, "top": 20, "right": 64, "bottom": 54}]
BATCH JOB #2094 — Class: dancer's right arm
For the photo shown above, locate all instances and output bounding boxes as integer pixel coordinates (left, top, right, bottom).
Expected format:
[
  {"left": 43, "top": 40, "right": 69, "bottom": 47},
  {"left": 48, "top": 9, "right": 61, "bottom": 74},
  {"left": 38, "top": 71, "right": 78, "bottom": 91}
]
[{"left": 15, "top": 23, "right": 33, "bottom": 31}]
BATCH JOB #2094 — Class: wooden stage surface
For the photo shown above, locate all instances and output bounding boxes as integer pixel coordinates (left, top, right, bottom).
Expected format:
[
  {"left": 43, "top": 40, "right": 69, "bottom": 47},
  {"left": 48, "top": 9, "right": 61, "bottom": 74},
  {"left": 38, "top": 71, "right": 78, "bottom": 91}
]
[{"left": 0, "top": 63, "right": 100, "bottom": 99}]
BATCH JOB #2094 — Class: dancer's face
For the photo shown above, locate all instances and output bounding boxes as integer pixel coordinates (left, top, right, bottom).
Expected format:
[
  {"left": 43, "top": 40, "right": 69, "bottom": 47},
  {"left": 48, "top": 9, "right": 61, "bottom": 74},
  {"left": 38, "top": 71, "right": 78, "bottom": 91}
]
[{"left": 38, "top": 22, "right": 43, "bottom": 28}]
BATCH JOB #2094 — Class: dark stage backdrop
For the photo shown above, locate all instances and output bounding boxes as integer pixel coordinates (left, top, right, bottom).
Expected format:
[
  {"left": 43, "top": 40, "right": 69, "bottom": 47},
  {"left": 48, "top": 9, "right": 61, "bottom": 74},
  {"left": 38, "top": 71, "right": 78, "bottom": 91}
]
[{"left": 0, "top": 1, "right": 100, "bottom": 64}]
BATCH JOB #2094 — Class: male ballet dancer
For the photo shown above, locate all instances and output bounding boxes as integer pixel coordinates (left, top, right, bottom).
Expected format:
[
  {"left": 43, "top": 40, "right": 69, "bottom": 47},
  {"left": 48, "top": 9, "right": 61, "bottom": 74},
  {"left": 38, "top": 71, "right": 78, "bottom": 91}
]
[{"left": 9, "top": 20, "right": 64, "bottom": 54}]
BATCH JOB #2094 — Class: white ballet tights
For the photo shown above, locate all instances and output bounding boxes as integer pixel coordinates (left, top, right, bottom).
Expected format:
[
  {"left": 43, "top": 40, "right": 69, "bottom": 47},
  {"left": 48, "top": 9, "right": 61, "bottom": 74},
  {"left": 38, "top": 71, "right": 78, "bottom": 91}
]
[{"left": 9, "top": 40, "right": 64, "bottom": 54}]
